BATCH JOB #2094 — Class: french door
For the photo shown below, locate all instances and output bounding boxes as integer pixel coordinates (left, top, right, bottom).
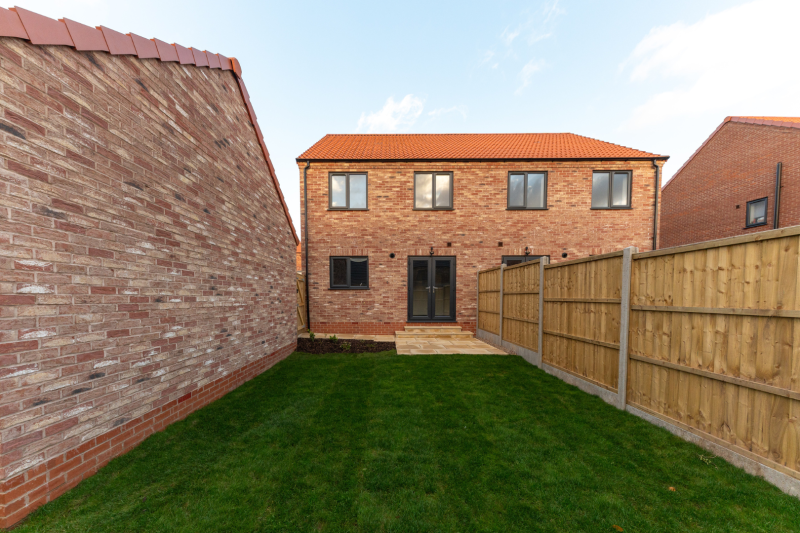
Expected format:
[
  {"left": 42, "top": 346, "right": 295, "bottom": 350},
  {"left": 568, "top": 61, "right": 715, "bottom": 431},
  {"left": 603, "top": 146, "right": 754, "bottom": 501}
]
[{"left": 407, "top": 257, "right": 456, "bottom": 321}]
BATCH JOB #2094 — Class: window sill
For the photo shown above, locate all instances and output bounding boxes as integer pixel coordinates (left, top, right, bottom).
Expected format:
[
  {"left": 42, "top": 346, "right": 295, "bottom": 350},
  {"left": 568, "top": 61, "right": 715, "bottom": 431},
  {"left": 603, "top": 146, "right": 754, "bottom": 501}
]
[
  {"left": 327, "top": 208, "right": 369, "bottom": 211},
  {"left": 413, "top": 208, "right": 454, "bottom": 211},
  {"left": 744, "top": 224, "right": 768, "bottom": 229},
  {"left": 590, "top": 207, "right": 633, "bottom": 210},
  {"left": 407, "top": 317, "right": 458, "bottom": 323},
  {"left": 329, "top": 287, "right": 370, "bottom": 290},
  {"left": 507, "top": 207, "right": 548, "bottom": 211}
]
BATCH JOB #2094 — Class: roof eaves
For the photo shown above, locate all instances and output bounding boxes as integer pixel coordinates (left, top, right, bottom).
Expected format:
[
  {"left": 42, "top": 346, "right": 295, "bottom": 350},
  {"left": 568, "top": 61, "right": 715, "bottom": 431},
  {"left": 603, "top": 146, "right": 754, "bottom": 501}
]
[
  {"left": 0, "top": 6, "right": 299, "bottom": 245},
  {"left": 295, "top": 156, "right": 670, "bottom": 163}
]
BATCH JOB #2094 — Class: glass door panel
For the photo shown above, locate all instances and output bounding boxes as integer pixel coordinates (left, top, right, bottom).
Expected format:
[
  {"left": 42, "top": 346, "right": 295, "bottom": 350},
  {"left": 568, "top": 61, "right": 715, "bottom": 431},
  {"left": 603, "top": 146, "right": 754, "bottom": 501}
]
[
  {"left": 434, "top": 260, "right": 451, "bottom": 317},
  {"left": 411, "top": 260, "right": 430, "bottom": 318}
]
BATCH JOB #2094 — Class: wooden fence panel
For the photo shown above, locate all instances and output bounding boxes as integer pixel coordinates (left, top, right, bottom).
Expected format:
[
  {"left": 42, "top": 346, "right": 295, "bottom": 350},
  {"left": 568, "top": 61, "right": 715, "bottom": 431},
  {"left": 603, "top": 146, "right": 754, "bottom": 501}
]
[
  {"left": 543, "top": 252, "right": 624, "bottom": 391},
  {"left": 628, "top": 233, "right": 800, "bottom": 481},
  {"left": 502, "top": 260, "right": 540, "bottom": 351},
  {"left": 478, "top": 267, "right": 501, "bottom": 335},
  {"left": 296, "top": 274, "right": 307, "bottom": 332}
]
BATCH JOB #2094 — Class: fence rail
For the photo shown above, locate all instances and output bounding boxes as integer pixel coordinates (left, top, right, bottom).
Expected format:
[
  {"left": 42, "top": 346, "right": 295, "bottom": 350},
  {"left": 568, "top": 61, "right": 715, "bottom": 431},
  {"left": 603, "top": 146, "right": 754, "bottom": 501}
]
[{"left": 476, "top": 226, "right": 800, "bottom": 497}]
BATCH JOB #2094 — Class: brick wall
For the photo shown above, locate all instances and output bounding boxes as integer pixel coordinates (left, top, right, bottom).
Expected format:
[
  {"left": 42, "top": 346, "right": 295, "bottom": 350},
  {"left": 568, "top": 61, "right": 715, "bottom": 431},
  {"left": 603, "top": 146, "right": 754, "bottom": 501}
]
[
  {"left": 300, "top": 160, "right": 661, "bottom": 335},
  {"left": 0, "top": 38, "right": 296, "bottom": 526},
  {"left": 660, "top": 122, "right": 800, "bottom": 248}
]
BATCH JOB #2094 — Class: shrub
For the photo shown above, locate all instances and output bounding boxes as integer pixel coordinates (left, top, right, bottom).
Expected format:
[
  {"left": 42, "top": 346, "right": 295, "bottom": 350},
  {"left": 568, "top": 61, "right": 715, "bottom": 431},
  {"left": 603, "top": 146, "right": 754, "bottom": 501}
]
[
  {"left": 308, "top": 331, "right": 315, "bottom": 341},
  {"left": 329, "top": 335, "right": 338, "bottom": 342},
  {"left": 341, "top": 342, "right": 351, "bottom": 351}
]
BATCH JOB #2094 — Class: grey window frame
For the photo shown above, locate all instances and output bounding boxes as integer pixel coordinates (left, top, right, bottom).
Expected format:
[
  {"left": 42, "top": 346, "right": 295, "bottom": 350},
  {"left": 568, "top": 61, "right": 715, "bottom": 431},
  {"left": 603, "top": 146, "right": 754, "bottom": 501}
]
[
  {"left": 502, "top": 255, "right": 549, "bottom": 266},
  {"left": 413, "top": 172, "right": 454, "bottom": 210},
  {"left": 591, "top": 170, "right": 632, "bottom": 209},
  {"left": 329, "top": 256, "right": 369, "bottom": 290},
  {"left": 328, "top": 173, "right": 368, "bottom": 210},
  {"left": 745, "top": 197, "right": 768, "bottom": 228},
  {"left": 507, "top": 172, "right": 548, "bottom": 210}
]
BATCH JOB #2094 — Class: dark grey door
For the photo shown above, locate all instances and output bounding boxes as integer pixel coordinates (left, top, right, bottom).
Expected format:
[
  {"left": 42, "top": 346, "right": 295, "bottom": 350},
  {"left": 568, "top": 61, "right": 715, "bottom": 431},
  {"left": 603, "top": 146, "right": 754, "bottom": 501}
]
[{"left": 408, "top": 257, "right": 456, "bottom": 321}]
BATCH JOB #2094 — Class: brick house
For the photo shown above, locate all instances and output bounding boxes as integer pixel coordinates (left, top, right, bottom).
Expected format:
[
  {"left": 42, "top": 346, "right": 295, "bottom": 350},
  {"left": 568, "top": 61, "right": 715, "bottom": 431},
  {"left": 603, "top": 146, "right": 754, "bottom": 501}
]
[
  {"left": 298, "top": 134, "right": 668, "bottom": 335},
  {"left": 0, "top": 8, "right": 298, "bottom": 526},
  {"left": 660, "top": 116, "right": 800, "bottom": 248}
]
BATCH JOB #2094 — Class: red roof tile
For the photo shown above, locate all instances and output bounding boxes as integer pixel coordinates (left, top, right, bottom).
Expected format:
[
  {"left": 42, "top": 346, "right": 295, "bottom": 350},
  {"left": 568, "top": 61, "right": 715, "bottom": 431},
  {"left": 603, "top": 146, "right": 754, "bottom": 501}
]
[
  {"left": 13, "top": 7, "right": 73, "bottom": 46},
  {"left": 99, "top": 26, "right": 136, "bottom": 55},
  {"left": 298, "top": 133, "right": 666, "bottom": 161},
  {"left": 63, "top": 18, "right": 108, "bottom": 52},
  {"left": 0, "top": 6, "right": 298, "bottom": 244},
  {"left": 174, "top": 43, "right": 194, "bottom": 64},
  {"left": 0, "top": 8, "right": 28, "bottom": 39},
  {"left": 128, "top": 32, "right": 158, "bottom": 58},
  {"left": 191, "top": 48, "right": 208, "bottom": 67},
  {"left": 152, "top": 38, "right": 179, "bottom": 62}
]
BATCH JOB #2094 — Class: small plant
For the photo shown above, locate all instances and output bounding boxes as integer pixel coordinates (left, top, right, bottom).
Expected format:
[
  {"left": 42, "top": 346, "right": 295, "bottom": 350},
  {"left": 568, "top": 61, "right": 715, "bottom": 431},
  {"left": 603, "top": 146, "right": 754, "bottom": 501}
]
[
  {"left": 308, "top": 331, "right": 315, "bottom": 341},
  {"left": 329, "top": 335, "right": 338, "bottom": 342},
  {"left": 341, "top": 342, "right": 351, "bottom": 352}
]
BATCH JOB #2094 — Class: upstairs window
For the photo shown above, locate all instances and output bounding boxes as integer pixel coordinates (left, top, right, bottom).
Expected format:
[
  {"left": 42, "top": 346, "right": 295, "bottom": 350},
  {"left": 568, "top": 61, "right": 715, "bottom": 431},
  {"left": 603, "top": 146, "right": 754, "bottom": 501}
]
[
  {"left": 746, "top": 198, "right": 768, "bottom": 227},
  {"left": 592, "top": 171, "right": 631, "bottom": 209},
  {"left": 329, "top": 173, "right": 367, "bottom": 209},
  {"left": 330, "top": 257, "right": 369, "bottom": 289},
  {"left": 414, "top": 172, "right": 452, "bottom": 209},
  {"left": 508, "top": 172, "right": 547, "bottom": 209}
]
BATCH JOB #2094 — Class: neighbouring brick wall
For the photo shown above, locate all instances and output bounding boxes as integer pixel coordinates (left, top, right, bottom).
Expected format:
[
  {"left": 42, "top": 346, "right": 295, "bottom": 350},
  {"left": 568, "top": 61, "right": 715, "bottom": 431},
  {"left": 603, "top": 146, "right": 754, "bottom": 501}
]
[
  {"left": 660, "top": 122, "right": 800, "bottom": 248},
  {"left": 0, "top": 38, "right": 296, "bottom": 526},
  {"left": 300, "top": 160, "right": 661, "bottom": 334}
]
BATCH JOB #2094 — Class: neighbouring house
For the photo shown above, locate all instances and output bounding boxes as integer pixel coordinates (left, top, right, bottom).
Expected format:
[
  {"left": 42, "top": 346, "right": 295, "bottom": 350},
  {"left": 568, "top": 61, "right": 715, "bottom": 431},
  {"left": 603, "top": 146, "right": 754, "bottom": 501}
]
[
  {"left": 297, "top": 133, "right": 668, "bottom": 335},
  {"left": 660, "top": 116, "right": 800, "bottom": 248},
  {"left": 0, "top": 8, "right": 298, "bottom": 527}
]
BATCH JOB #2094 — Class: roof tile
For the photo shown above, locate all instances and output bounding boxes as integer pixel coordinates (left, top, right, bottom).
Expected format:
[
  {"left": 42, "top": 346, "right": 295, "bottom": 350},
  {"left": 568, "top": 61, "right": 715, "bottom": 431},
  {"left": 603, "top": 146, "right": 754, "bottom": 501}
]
[
  {"left": 0, "top": 7, "right": 28, "bottom": 39},
  {"left": 63, "top": 18, "right": 108, "bottom": 52},
  {"left": 13, "top": 7, "right": 73, "bottom": 46},
  {"left": 206, "top": 51, "right": 220, "bottom": 69},
  {"left": 298, "top": 133, "right": 665, "bottom": 161},
  {"left": 174, "top": 43, "right": 194, "bottom": 64},
  {"left": 98, "top": 26, "right": 136, "bottom": 55},
  {"left": 190, "top": 48, "right": 208, "bottom": 67},
  {"left": 129, "top": 32, "right": 158, "bottom": 58},
  {"left": 152, "top": 38, "right": 178, "bottom": 62}
]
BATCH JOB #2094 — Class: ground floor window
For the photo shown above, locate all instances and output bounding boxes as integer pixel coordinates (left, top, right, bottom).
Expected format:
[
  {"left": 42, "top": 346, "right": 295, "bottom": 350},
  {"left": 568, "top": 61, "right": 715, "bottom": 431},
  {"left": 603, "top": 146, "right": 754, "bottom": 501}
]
[
  {"left": 330, "top": 257, "right": 369, "bottom": 289},
  {"left": 502, "top": 255, "right": 548, "bottom": 266}
]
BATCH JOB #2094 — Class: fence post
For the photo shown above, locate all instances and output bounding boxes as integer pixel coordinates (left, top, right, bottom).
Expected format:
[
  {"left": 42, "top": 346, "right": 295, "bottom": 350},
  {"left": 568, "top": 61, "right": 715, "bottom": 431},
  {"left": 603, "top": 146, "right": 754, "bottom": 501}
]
[
  {"left": 537, "top": 257, "right": 549, "bottom": 367},
  {"left": 498, "top": 264, "right": 505, "bottom": 344},
  {"left": 617, "top": 246, "right": 637, "bottom": 410},
  {"left": 476, "top": 270, "right": 480, "bottom": 333}
]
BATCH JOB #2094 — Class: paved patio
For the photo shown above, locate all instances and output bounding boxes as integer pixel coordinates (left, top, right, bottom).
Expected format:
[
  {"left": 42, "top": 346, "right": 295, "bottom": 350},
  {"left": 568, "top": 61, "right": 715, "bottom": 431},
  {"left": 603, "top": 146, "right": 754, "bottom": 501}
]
[{"left": 298, "top": 329, "right": 506, "bottom": 355}]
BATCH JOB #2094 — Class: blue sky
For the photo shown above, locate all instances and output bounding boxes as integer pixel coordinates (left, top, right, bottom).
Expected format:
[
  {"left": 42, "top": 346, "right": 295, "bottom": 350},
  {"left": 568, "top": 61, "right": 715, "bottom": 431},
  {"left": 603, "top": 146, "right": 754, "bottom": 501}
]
[{"left": 14, "top": 0, "right": 800, "bottom": 232}]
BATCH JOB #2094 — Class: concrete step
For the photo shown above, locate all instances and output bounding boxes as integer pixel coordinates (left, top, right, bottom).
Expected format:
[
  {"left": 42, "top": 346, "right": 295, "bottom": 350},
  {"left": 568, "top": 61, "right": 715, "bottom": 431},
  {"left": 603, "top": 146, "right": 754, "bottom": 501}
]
[
  {"left": 403, "top": 326, "right": 463, "bottom": 333},
  {"left": 395, "top": 331, "right": 474, "bottom": 339}
]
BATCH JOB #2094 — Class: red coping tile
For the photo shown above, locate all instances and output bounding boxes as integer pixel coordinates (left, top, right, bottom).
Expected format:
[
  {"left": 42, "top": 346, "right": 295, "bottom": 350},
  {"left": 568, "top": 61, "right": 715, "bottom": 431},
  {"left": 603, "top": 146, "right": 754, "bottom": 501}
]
[
  {"left": 152, "top": 38, "right": 179, "bottom": 62},
  {"left": 97, "top": 26, "right": 136, "bottom": 55},
  {"left": 13, "top": 7, "right": 73, "bottom": 46},
  {"left": 190, "top": 48, "right": 208, "bottom": 67},
  {"left": 129, "top": 33, "right": 158, "bottom": 58},
  {"left": 218, "top": 53, "right": 232, "bottom": 70},
  {"left": 63, "top": 19, "right": 108, "bottom": 52},
  {"left": 174, "top": 43, "right": 194, "bottom": 64},
  {"left": 206, "top": 51, "right": 220, "bottom": 69},
  {"left": 0, "top": 7, "right": 28, "bottom": 39},
  {"left": 230, "top": 57, "right": 242, "bottom": 77}
]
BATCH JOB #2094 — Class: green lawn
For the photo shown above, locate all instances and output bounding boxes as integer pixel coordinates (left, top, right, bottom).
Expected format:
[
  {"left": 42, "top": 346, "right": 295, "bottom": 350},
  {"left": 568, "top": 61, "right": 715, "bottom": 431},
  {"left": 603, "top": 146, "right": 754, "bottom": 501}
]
[{"left": 17, "top": 351, "right": 800, "bottom": 533}]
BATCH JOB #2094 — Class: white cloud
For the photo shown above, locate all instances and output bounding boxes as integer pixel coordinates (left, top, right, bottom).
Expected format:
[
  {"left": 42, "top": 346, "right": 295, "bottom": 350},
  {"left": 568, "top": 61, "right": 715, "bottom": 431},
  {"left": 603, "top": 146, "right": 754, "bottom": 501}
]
[
  {"left": 356, "top": 95, "right": 425, "bottom": 133},
  {"left": 428, "top": 106, "right": 468, "bottom": 120},
  {"left": 516, "top": 58, "right": 546, "bottom": 94},
  {"left": 621, "top": 0, "right": 800, "bottom": 130}
]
